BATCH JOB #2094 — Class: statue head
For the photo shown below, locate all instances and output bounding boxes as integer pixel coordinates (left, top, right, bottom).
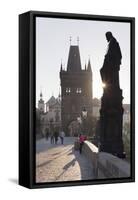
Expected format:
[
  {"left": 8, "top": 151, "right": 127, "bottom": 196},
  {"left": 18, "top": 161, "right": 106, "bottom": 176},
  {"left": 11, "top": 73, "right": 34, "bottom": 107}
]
[{"left": 105, "top": 31, "right": 113, "bottom": 42}]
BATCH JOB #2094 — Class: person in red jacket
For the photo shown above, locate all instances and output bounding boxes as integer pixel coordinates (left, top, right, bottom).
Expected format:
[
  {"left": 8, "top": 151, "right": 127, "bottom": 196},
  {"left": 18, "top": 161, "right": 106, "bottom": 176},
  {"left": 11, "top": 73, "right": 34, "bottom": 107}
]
[{"left": 79, "top": 134, "right": 87, "bottom": 154}]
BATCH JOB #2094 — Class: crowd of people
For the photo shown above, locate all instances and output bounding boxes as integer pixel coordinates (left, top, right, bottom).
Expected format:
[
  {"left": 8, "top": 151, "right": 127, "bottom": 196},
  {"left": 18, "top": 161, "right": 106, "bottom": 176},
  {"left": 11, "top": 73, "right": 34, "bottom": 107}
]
[
  {"left": 44, "top": 129, "right": 87, "bottom": 154},
  {"left": 45, "top": 130, "right": 65, "bottom": 145}
]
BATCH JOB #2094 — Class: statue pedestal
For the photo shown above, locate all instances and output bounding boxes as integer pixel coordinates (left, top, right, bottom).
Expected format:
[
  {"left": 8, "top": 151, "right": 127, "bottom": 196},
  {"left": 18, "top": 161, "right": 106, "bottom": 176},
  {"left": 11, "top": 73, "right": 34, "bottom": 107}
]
[{"left": 99, "top": 86, "right": 125, "bottom": 158}]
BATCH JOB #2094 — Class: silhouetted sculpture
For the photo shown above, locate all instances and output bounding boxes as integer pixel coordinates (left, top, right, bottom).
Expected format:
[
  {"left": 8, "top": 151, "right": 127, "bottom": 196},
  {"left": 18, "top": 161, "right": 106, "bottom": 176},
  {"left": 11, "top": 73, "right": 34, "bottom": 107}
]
[
  {"left": 99, "top": 32, "right": 125, "bottom": 158},
  {"left": 100, "top": 32, "right": 122, "bottom": 88}
]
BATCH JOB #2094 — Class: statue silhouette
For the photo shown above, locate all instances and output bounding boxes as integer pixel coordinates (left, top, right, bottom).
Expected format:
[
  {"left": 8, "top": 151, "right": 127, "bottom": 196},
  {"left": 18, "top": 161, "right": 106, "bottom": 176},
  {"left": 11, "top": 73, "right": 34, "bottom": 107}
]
[
  {"left": 99, "top": 32, "right": 125, "bottom": 158},
  {"left": 100, "top": 32, "right": 122, "bottom": 88}
]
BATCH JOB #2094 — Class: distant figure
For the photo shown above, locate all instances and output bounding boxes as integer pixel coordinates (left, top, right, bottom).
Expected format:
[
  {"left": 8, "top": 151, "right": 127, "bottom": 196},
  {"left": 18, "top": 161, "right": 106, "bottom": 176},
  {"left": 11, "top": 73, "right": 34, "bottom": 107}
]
[
  {"left": 100, "top": 31, "right": 122, "bottom": 88},
  {"left": 50, "top": 132, "right": 54, "bottom": 144},
  {"left": 79, "top": 134, "right": 87, "bottom": 154},
  {"left": 45, "top": 131, "right": 49, "bottom": 140},
  {"left": 59, "top": 130, "right": 65, "bottom": 144},
  {"left": 54, "top": 131, "right": 59, "bottom": 144}
]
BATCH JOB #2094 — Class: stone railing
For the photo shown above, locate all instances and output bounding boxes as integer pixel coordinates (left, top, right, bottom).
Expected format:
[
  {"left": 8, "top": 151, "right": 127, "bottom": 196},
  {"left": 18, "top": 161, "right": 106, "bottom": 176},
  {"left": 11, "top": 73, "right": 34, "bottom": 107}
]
[
  {"left": 97, "top": 152, "right": 130, "bottom": 179},
  {"left": 75, "top": 140, "right": 130, "bottom": 179},
  {"left": 82, "top": 141, "right": 99, "bottom": 178}
]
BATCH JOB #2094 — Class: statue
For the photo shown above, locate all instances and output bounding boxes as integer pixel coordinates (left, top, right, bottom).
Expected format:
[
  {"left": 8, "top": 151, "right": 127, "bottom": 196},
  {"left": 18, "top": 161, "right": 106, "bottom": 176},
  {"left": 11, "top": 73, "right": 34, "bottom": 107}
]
[
  {"left": 99, "top": 32, "right": 125, "bottom": 158},
  {"left": 100, "top": 32, "right": 122, "bottom": 88}
]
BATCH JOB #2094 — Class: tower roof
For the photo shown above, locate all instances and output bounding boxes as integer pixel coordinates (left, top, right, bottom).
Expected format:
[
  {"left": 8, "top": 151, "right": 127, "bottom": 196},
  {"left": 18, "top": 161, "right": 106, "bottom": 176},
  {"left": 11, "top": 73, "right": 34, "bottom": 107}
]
[
  {"left": 67, "top": 45, "right": 82, "bottom": 72},
  {"left": 46, "top": 96, "right": 56, "bottom": 106}
]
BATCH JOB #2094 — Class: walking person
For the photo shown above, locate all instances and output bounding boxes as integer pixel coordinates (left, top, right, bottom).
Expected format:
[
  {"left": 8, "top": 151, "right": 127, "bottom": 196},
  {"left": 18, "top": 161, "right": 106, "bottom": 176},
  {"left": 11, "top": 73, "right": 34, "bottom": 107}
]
[
  {"left": 54, "top": 130, "right": 59, "bottom": 144},
  {"left": 59, "top": 130, "right": 65, "bottom": 145},
  {"left": 50, "top": 132, "right": 54, "bottom": 144},
  {"left": 79, "top": 134, "right": 87, "bottom": 154},
  {"left": 45, "top": 131, "right": 49, "bottom": 141}
]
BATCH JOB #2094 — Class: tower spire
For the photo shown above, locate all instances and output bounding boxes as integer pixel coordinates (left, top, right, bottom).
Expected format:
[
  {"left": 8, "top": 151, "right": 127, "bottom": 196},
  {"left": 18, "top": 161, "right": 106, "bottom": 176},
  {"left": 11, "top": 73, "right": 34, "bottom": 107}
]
[
  {"left": 85, "top": 60, "right": 87, "bottom": 70},
  {"left": 60, "top": 59, "right": 63, "bottom": 71},
  {"left": 87, "top": 57, "right": 92, "bottom": 72},
  {"left": 40, "top": 91, "right": 43, "bottom": 99}
]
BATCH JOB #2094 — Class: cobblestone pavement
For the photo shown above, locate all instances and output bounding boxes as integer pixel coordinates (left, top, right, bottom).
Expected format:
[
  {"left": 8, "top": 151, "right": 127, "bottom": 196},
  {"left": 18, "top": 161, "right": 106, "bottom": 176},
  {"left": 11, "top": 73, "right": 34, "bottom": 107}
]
[{"left": 36, "top": 137, "right": 94, "bottom": 183}]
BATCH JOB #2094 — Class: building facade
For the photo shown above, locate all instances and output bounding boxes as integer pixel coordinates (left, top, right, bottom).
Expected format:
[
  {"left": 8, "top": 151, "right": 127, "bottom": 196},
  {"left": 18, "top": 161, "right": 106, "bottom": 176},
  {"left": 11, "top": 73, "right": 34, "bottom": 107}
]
[{"left": 36, "top": 93, "right": 61, "bottom": 137}]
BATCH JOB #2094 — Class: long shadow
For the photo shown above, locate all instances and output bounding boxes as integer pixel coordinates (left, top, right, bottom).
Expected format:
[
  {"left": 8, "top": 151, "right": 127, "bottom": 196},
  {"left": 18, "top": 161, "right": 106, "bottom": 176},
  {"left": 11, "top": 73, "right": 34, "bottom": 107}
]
[
  {"left": 63, "top": 158, "right": 76, "bottom": 170},
  {"left": 36, "top": 160, "right": 52, "bottom": 168},
  {"left": 36, "top": 146, "right": 73, "bottom": 169},
  {"left": 54, "top": 147, "right": 94, "bottom": 181},
  {"left": 55, "top": 158, "right": 76, "bottom": 180}
]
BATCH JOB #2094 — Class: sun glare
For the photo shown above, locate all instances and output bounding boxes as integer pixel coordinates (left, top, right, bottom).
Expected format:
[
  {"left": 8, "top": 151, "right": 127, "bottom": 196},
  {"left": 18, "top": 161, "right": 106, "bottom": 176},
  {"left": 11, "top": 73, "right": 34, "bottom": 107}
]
[{"left": 102, "top": 83, "right": 106, "bottom": 88}]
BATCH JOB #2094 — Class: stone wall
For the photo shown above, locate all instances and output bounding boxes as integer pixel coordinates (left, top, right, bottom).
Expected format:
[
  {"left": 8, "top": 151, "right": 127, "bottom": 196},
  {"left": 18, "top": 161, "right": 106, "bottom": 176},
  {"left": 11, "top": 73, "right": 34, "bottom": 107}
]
[
  {"left": 81, "top": 141, "right": 130, "bottom": 179},
  {"left": 82, "top": 141, "right": 99, "bottom": 178}
]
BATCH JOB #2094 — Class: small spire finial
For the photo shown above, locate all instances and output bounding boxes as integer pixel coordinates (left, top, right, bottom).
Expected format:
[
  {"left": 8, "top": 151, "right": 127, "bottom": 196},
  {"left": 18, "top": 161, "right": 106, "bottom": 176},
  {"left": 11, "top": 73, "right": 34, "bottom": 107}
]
[
  {"left": 85, "top": 60, "right": 87, "bottom": 70},
  {"left": 87, "top": 57, "right": 92, "bottom": 72},
  {"left": 69, "top": 36, "right": 72, "bottom": 45},
  {"left": 40, "top": 91, "right": 42, "bottom": 99},
  {"left": 77, "top": 36, "right": 79, "bottom": 45},
  {"left": 60, "top": 59, "right": 63, "bottom": 71},
  {"left": 40, "top": 86, "right": 43, "bottom": 99}
]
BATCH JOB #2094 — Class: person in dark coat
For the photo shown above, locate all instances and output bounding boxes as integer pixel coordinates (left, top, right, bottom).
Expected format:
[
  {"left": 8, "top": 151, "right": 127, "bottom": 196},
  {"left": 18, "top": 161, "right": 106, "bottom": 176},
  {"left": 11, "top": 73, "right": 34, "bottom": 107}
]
[{"left": 54, "top": 131, "right": 59, "bottom": 144}]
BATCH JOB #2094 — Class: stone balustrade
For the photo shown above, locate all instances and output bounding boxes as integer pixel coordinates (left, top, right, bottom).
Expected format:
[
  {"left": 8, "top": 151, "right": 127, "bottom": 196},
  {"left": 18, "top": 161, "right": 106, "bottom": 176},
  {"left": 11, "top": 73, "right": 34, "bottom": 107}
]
[
  {"left": 75, "top": 140, "right": 130, "bottom": 179},
  {"left": 97, "top": 152, "right": 130, "bottom": 178},
  {"left": 82, "top": 141, "right": 99, "bottom": 178}
]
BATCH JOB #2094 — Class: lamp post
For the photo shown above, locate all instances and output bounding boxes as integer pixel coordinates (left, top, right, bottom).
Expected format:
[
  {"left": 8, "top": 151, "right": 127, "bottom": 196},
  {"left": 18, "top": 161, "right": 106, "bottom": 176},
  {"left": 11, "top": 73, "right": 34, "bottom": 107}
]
[
  {"left": 82, "top": 107, "right": 88, "bottom": 135},
  {"left": 77, "top": 116, "right": 82, "bottom": 136}
]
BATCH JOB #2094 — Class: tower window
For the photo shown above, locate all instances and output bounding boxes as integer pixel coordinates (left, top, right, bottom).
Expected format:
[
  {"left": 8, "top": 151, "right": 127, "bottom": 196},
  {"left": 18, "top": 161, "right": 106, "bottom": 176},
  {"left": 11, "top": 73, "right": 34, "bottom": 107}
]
[
  {"left": 66, "top": 88, "right": 71, "bottom": 94},
  {"left": 76, "top": 88, "right": 82, "bottom": 94}
]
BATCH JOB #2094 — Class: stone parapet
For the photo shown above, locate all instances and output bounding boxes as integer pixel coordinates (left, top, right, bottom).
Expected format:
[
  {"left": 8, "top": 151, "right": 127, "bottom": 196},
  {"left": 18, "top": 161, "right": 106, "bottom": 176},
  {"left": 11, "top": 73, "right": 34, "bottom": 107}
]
[{"left": 78, "top": 141, "right": 130, "bottom": 179}]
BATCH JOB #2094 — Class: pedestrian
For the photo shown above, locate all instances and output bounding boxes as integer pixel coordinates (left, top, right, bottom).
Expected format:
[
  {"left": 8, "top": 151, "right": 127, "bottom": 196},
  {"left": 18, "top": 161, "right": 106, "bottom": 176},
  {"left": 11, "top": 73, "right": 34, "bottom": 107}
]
[
  {"left": 45, "top": 131, "right": 49, "bottom": 140},
  {"left": 50, "top": 132, "right": 54, "bottom": 144},
  {"left": 59, "top": 130, "right": 65, "bottom": 144},
  {"left": 79, "top": 134, "right": 87, "bottom": 154},
  {"left": 54, "top": 130, "right": 59, "bottom": 144}
]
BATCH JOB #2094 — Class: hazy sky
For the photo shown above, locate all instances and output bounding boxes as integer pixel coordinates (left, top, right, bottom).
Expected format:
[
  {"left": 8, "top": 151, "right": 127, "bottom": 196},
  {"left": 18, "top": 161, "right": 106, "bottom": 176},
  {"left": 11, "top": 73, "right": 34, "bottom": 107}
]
[{"left": 36, "top": 17, "right": 130, "bottom": 106}]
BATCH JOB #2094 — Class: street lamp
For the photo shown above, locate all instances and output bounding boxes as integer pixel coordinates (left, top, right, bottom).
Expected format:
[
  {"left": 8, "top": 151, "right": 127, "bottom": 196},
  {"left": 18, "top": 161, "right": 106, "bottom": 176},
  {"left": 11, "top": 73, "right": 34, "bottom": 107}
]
[
  {"left": 82, "top": 107, "right": 87, "bottom": 119},
  {"left": 82, "top": 107, "right": 88, "bottom": 135},
  {"left": 77, "top": 116, "right": 82, "bottom": 136}
]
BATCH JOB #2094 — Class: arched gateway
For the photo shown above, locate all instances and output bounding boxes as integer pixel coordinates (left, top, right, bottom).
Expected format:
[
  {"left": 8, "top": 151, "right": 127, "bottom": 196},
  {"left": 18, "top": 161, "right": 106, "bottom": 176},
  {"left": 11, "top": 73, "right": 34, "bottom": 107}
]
[{"left": 67, "top": 120, "right": 79, "bottom": 137}]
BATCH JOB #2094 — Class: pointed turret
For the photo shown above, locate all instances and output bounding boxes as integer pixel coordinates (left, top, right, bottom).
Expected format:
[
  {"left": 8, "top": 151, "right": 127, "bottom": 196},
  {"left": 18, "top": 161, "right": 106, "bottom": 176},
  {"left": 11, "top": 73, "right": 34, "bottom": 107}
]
[
  {"left": 38, "top": 91, "right": 45, "bottom": 113},
  {"left": 87, "top": 58, "right": 92, "bottom": 72},
  {"left": 85, "top": 61, "right": 87, "bottom": 70},
  {"left": 40, "top": 91, "right": 43, "bottom": 99},
  {"left": 60, "top": 60, "right": 63, "bottom": 72}
]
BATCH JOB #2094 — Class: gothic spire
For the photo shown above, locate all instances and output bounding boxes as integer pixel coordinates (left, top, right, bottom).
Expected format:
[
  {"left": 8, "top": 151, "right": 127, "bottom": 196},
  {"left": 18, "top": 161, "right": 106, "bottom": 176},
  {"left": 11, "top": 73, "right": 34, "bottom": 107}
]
[
  {"left": 87, "top": 58, "right": 92, "bottom": 72},
  {"left": 60, "top": 60, "right": 63, "bottom": 71},
  {"left": 40, "top": 91, "right": 43, "bottom": 99},
  {"left": 85, "top": 60, "right": 87, "bottom": 70}
]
